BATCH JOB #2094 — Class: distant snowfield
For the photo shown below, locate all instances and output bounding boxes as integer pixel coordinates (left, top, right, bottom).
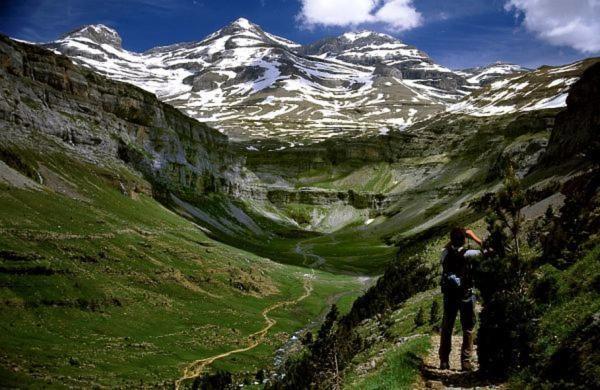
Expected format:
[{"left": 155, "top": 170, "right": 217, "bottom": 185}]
[{"left": 39, "top": 20, "right": 588, "bottom": 144}]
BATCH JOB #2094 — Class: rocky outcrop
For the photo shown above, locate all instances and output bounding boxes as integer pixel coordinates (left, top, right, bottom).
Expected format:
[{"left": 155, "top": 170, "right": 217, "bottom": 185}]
[
  {"left": 241, "top": 133, "right": 438, "bottom": 179},
  {"left": 267, "top": 188, "right": 393, "bottom": 211},
  {"left": 61, "top": 24, "right": 123, "bottom": 48},
  {"left": 544, "top": 61, "right": 600, "bottom": 164},
  {"left": 0, "top": 35, "right": 241, "bottom": 197},
  {"left": 243, "top": 141, "right": 393, "bottom": 177}
]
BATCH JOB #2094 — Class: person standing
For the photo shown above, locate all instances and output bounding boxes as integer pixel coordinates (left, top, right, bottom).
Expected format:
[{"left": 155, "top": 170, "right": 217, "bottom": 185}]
[{"left": 438, "top": 227, "right": 483, "bottom": 371}]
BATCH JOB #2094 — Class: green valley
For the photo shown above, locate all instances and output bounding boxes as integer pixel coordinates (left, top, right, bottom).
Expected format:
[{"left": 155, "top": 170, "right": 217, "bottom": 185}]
[{"left": 0, "top": 13, "right": 599, "bottom": 390}]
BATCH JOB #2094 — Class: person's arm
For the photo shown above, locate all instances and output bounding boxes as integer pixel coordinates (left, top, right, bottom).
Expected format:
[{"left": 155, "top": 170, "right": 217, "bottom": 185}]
[{"left": 465, "top": 229, "right": 483, "bottom": 247}]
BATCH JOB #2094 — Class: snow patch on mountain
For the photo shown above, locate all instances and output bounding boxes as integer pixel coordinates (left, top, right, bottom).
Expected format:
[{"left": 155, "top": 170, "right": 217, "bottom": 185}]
[
  {"left": 448, "top": 60, "right": 592, "bottom": 117},
  {"left": 461, "top": 62, "right": 529, "bottom": 86}
]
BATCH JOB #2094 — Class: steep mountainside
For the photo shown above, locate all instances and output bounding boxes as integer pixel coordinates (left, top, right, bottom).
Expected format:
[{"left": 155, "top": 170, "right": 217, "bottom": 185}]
[
  {"left": 0, "top": 35, "right": 365, "bottom": 387},
  {"left": 544, "top": 61, "right": 600, "bottom": 162},
  {"left": 2, "top": 34, "right": 240, "bottom": 198},
  {"left": 449, "top": 58, "right": 598, "bottom": 116}
]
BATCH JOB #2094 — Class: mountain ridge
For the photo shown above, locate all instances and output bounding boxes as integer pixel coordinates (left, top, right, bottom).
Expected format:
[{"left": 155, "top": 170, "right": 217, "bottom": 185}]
[
  {"left": 41, "top": 18, "right": 592, "bottom": 145},
  {"left": 59, "top": 24, "right": 123, "bottom": 48},
  {"left": 39, "top": 18, "right": 477, "bottom": 142}
]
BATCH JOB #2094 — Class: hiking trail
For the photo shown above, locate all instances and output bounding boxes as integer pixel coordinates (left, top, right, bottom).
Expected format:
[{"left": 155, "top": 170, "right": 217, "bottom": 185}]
[
  {"left": 175, "top": 271, "right": 315, "bottom": 389},
  {"left": 417, "top": 335, "right": 505, "bottom": 389}
]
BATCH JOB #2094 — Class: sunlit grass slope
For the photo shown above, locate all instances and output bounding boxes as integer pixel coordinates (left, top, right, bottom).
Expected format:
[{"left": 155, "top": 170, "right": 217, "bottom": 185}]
[{"left": 0, "top": 151, "right": 362, "bottom": 387}]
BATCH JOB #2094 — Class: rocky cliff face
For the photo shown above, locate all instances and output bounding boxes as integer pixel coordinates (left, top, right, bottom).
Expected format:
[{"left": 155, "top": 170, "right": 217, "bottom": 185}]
[
  {"left": 0, "top": 36, "right": 401, "bottom": 228},
  {"left": 544, "top": 62, "right": 600, "bottom": 164},
  {"left": 266, "top": 187, "right": 392, "bottom": 211},
  {"left": 0, "top": 35, "right": 241, "bottom": 197}
]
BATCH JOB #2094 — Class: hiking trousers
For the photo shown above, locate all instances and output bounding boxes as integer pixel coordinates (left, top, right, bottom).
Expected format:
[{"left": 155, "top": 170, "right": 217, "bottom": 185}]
[{"left": 439, "top": 293, "right": 476, "bottom": 367}]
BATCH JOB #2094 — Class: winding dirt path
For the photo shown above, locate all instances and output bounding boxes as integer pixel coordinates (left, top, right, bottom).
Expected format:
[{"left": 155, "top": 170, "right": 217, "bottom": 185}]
[
  {"left": 175, "top": 272, "right": 315, "bottom": 389},
  {"left": 417, "top": 335, "right": 504, "bottom": 389}
]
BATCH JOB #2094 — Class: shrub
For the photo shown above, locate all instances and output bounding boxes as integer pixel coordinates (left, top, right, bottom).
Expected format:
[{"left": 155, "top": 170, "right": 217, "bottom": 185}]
[
  {"left": 429, "top": 300, "right": 440, "bottom": 327},
  {"left": 414, "top": 307, "right": 426, "bottom": 327},
  {"left": 192, "top": 370, "right": 233, "bottom": 390}
]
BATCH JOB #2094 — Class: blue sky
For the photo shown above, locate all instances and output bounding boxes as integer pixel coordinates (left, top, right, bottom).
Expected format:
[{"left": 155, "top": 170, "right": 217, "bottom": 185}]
[{"left": 1, "top": 0, "right": 598, "bottom": 69}]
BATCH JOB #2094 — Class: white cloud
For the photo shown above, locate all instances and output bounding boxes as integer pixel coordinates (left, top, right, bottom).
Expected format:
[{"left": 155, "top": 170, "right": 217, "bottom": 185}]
[
  {"left": 506, "top": 0, "right": 600, "bottom": 53},
  {"left": 297, "top": 0, "right": 423, "bottom": 31},
  {"left": 374, "top": 0, "right": 423, "bottom": 30}
]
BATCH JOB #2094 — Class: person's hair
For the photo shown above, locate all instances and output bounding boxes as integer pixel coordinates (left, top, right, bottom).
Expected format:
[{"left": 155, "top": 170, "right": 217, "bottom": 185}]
[{"left": 450, "top": 227, "right": 466, "bottom": 247}]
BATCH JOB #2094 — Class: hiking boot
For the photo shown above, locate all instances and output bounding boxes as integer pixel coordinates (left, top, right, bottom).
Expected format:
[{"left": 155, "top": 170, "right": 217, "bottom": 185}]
[
  {"left": 461, "top": 360, "right": 474, "bottom": 372},
  {"left": 439, "top": 361, "right": 450, "bottom": 370}
]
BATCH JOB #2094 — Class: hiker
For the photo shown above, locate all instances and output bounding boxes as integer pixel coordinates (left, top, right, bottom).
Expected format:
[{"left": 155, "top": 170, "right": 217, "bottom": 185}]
[{"left": 438, "top": 227, "right": 483, "bottom": 371}]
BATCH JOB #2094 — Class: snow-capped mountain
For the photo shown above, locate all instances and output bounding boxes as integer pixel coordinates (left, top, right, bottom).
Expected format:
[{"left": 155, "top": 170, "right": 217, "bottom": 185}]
[
  {"left": 42, "top": 19, "right": 458, "bottom": 142},
  {"left": 459, "top": 62, "right": 530, "bottom": 86},
  {"left": 42, "top": 18, "right": 590, "bottom": 144},
  {"left": 449, "top": 59, "right": 596, "bottom": 116},
  {"left": 45, "top": 24, "right": 193, "bottom": 98},
  {"left": 301, "top": 30, "right": 468, "bottom": 99}
]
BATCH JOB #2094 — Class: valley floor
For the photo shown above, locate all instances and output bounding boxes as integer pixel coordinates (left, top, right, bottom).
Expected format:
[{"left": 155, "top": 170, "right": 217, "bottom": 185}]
[
  {"left": 176, "top": 272, "right": 315, "bottom": 388},
  {"left": 0, "top": 154, "right": 366, "bottom": 387}
]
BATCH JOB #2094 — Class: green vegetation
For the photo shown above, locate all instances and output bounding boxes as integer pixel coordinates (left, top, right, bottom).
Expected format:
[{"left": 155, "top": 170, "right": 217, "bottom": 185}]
[
  {"left": 20, "top": 95, "right": 42, "bottom": 111},
  {"left": 0, "top": 150, "right": 363, "bottom": 387},
  {"left": 345, "top": 336, "right": 430, "bottom": 390},
  {"left": 474, "top": 165, "right": 600, "bottom": 386},
  {"left": 269, "top": 249, "right": 435, "bottom": 388}
]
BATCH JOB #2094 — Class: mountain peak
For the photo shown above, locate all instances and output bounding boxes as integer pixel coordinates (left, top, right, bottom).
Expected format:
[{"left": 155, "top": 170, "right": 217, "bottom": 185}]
[
  {"left": 214, "top": 17, "right": 300, "bottom": 48},
  {"left": 476, "top": 62, "right": 529, "bottom": 72},
  {"left": 215, "top": 17, "right": 267, "bottom": 38},
  {"left": 341, "top": 30, "right": 396, "bottom": 43},
  {"left": 61, "top": 24, "right": 122, "bottom": 48},
  {"left": 232, "top": 17, "right": 253, "bottom": 29},
  {"left": 223, "top": 17, "right": 263, "bottom": 33}
]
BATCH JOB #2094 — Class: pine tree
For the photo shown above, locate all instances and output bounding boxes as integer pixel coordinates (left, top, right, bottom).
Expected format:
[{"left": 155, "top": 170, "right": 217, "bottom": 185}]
[
  {"left": 310, "top": 305, "right": 340, "bottom": 386},
  {"left": 475, "top": 163, "right": 535, "bottom": 378}
]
